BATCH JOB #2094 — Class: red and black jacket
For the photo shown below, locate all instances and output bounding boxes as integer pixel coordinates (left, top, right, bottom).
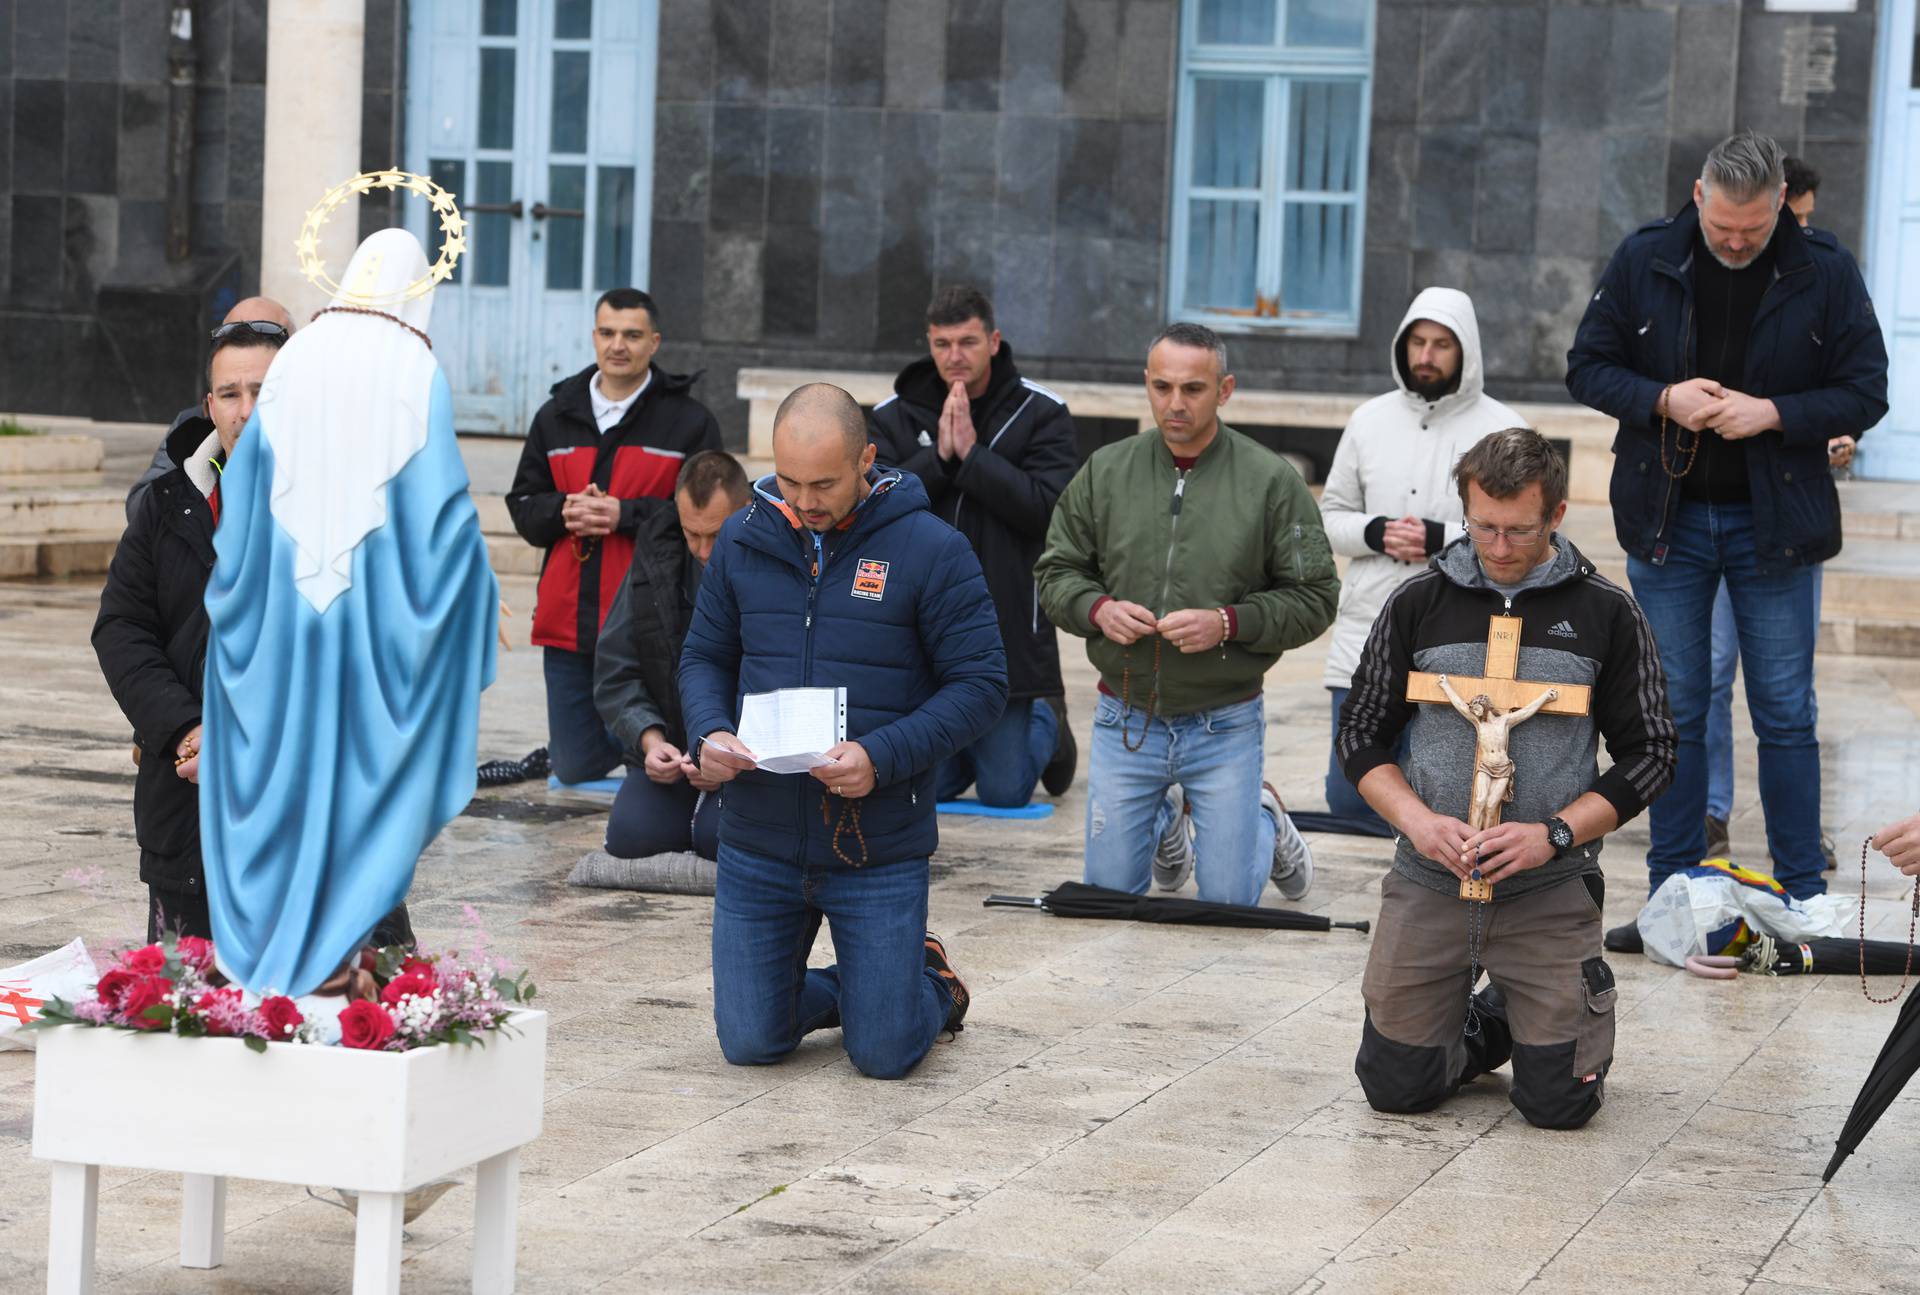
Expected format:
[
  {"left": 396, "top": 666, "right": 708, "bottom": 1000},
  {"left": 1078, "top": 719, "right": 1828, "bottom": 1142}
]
[{"left": 506, "top": 363, "right": 722, "bottom": 653}]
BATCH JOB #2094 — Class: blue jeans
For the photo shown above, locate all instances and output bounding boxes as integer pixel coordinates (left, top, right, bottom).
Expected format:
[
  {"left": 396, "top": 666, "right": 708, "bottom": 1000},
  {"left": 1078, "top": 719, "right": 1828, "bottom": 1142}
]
[
  {"left": 1083, "top": 693, "right": 1275, "bottom": 906},
  {"left": 1626, "top": 501, "right": 1824, "bottom": 898},
  {"left": 605, "top": 774, "right": 721, "bottom": 859},
  {"left": 934, "top": 698, "right": 1057, "bottom": 806},
  {"left": 1324, "top": 686, "right": 1397, "bottom": 835},
  {"left": 1706, "top": 566, "right": 1824, "bottom": 823},
  {"left": 542, "top": 647, "right": 623, "bottom": 784},
  {"left": 710, "top": 843, "right": 951, "bottom": 1079}
]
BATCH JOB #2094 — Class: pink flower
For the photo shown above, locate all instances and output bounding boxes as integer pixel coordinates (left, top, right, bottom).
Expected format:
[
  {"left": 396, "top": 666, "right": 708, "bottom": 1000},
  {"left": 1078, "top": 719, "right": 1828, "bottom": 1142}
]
[{"left": 176, "top": 937, "right": 215, "bottom": 972}]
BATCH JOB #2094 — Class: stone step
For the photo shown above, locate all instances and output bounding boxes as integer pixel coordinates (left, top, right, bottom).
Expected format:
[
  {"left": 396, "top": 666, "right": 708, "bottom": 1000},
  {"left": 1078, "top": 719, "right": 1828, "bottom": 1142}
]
[
  {"left": 0, "top": 532, "right": 121, "bottom": 579},
  {"left": 0, "top": 487, "right": 128, "bottom": 537}
]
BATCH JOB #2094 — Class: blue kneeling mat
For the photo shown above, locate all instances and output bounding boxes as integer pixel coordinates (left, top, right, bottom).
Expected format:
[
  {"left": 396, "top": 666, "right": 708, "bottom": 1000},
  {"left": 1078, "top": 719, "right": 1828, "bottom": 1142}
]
[
  {"left": 937, "top": 799, "right": 1054, "bottom": 820},
  {"left": 548, "top": 775, "right": 624, "bottom": 795}
]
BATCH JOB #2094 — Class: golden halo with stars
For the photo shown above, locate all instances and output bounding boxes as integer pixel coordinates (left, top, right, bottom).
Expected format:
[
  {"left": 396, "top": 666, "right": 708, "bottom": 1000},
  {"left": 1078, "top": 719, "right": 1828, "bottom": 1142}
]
[{"left": 295, "top": 169, "right": 467, "bottom": 305}]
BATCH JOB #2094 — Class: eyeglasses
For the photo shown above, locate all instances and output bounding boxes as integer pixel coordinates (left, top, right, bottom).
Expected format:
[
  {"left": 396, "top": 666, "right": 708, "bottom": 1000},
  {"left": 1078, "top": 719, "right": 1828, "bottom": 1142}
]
[
  {"left": 1463, "top": 519, "right": 1548, "bottom": 544},
  {"left": 209, "top": 320, "right": 289, "bottom": 342}
]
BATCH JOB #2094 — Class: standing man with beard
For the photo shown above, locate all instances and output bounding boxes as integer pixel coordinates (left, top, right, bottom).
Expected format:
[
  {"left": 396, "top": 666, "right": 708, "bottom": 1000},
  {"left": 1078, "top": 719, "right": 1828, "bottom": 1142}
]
[
  {"left": 1317, "top": 287, "right": 1527, "bottom": 835},
  {"left": 508, "top": 288, "right": 722, "bottom": 786},
  {"left": 868, "top": 286, "right": 1079, "bottom": 808},
  {"left": 1567, "top": 131, "right": 1886, "bottom": 935}
]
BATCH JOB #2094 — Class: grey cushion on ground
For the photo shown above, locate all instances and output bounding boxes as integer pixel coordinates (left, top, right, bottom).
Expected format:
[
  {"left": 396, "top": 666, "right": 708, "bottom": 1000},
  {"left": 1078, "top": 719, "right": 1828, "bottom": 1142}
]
[{"left": 566, "top": 849, "right": 717, "bottom": 895}]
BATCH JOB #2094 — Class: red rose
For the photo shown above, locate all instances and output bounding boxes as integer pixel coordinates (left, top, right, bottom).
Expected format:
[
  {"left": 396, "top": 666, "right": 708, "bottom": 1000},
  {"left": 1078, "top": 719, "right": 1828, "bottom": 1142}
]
[
  {"left": 123, "top": 944, "right": 166, "bottom": 975},
  {"left": 176, "top": 936, "right": 215, "bottom": 972},
  {"left": 119, "top": 975, "right": 175, "bottom": 1030},
  {"left": 400, "top": 955, "right": 436, "bottom": 979},
  {"left": 192, "top": 987, "right": 243, "bottom": 1035},
  {"left": 338, "top": 999, "right": 396, "bottom": 1050},
  {"left": 258, "top": 995, "right": 304, "bottom": 1041},
  {"left": 379, "top": 968, "right": 437, "bottom": 1007},
  {"left": 93, "top": 968, "right": 135, "bottom": 1009}
]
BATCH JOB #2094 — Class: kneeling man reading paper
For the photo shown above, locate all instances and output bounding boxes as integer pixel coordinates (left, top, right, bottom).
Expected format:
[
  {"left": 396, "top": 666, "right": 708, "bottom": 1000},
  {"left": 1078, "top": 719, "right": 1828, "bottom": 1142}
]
[{"left": 677, "top": 383, "right": 1006, "bottom": 1079}]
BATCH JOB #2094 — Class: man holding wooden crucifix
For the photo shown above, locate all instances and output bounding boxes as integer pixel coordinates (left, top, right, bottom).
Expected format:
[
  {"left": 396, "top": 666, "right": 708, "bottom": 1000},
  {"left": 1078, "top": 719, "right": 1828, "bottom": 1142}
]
[{"left": 1336, "top": 429, "right": 1676, "bottom": 1129}]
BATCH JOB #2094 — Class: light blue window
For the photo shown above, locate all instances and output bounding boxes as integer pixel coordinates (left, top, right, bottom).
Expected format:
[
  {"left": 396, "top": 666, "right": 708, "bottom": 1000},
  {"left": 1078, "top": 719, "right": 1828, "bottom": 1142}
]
[{"left": 1173, "top": 1, "right": 1374, "bottom": 335}]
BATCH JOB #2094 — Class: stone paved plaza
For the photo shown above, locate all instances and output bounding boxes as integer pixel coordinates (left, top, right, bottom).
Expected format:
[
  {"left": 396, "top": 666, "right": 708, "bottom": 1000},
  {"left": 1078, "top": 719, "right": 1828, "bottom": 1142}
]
[{"left": 5, "top": 555, "right": 1920, "bottom": 1293}]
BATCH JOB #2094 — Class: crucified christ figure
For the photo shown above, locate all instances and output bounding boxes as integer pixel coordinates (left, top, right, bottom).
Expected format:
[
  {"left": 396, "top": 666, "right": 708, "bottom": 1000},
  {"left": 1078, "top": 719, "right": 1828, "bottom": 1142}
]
[{"left": 1436, "top": 674, "right": 1558, "bottom": 831}]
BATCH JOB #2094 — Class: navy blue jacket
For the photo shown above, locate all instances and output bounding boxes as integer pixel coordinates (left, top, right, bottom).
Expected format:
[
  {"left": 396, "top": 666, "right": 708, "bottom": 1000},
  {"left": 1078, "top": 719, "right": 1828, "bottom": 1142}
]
[
  {"left": 1566, "top": 202, "right": 1887, "bottom": 572},
  {"left": 677, "top": 469, "right": 1008, "bottom": 868}
]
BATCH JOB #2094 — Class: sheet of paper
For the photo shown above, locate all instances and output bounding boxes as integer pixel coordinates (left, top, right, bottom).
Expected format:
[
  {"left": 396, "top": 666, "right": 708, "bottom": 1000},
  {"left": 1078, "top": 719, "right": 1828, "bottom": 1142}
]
[{"left": 736, "top": 687, "right": 846, "bottom": 776}]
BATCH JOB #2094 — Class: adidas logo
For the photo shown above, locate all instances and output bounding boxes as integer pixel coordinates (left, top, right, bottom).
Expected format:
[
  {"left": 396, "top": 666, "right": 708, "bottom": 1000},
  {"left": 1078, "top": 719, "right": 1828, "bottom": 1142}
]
[{"left": 1548, "top": 619, "right": 1578, "bottom": 639}]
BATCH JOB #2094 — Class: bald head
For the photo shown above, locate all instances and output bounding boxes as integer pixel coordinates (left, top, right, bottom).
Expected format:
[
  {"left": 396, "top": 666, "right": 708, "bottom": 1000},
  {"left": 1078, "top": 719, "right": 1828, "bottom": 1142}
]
[
  {"left": 225, "top": 296, "right": 293, "bottom": 331},
  {"left": 771, "top": 383, "right": 877, "bottom": 531},
  {"left": 772, "top": 383, "right": 868, "bottom": 463}
]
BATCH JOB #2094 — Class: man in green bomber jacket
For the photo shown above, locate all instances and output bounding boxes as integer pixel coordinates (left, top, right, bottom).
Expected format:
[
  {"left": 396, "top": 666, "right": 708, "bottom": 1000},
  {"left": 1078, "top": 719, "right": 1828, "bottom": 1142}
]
[{"left": 1036, "top": 323, "right": 1340, "bottom": 907}]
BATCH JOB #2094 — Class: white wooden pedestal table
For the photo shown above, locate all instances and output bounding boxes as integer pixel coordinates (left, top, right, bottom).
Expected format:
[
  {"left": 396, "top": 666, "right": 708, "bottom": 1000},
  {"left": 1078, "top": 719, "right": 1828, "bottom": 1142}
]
[{"left": 32, "top": 1010, "right": 547, "bottom": 1294}]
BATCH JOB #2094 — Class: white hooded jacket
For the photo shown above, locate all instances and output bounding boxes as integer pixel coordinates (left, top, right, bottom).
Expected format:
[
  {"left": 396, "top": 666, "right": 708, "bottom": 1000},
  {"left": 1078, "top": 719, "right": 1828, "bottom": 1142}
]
[{"left": 1318, "top": 287, "right": 1527, "bottom": 688}]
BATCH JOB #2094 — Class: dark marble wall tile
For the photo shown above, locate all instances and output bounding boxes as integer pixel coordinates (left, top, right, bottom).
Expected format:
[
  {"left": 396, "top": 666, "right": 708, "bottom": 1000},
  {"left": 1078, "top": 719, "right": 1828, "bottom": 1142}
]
[
  {"left": 0, "top": 201, "right": 11, "bottom": 299},
  {"left": 705, "top": 228, "right": 765, "bottom": 340},
  {"left": 1107, "top": 234, "right": 1162, "bottom": 356},
  {"left": 1605, "top": 9, "right": 1675, "bottom": 135},
  {"left": 1055, "top": 116, "right": 1116, "bottom": 236},
  {"left": 1357, "top": 247, "right": 1413, "bottom": 362},
  {"left": 659, "top": 0, "right": 717, "bottom": 102},
  {"left": 66, "top": 192, "right": 116, "bottom": 299},
  {"left": 1802, "top": 135, "right": 1867, "bottom": 258},
  {"left": 68, "top": 0, "right": 119, "bottom": 81},
  {"left": 877, "top": 111, "right": 938, "bottom": 345},
  {"left": 116, "top": 198, "right": 163, "bottom": 274},
  {"left": 1411, "top": 130, "right": 1474, "bottom": 251},
  {"left": 945, "top": 0, "right": 1002, "bottom": 112},
  {"left": 1468, "top": 251, "right": 1535, "bottom": 381},
  {"left": 1061, "top": 0, "right": 1118, "bottom": 118},
  {"left": 995, "top": 114, "right": 1057, "bottom": 237},
  {"left": 1418, "top": 7, "right": 1483, "bottom": 128},
  {"left": 763, "top": 225, "right": 820, "bottom": 335},
  {"left": 1003, "top": 0, "right": 1064, "bottom": 117},
  {"left": 1370, "top": 4, "right": 1421, "bottom": 128},
  {"left": 656, "top": 103, "right": 713, "bottom": 222},
  {"left": 1664, "top": 134, "right": 1717, "bottom": 214},
  {"left": 228, "top": 83, "right": 264, "bottom": 202},
  {"left": 364, "top": 0, "right": 399, "bottom": 86},
  {"left": 818, "top": 203, "right": 881, "bottom": 347},
  {"left": 1540, "top": 8, "right": 1609, "bottom": 132},
  {"left": 934, "top": 223, "right": 995, "bottom": 293},
  {"left": 937, "top": 111, "right": 997, "bottom": 236},
  {"left": 13, "top": 1, "right": 66, "bottom": 78},
  {"left": 189, "top": 199, "right": 225, "bottom": 256},
  {"left": 991, "top": 231, "right": 1051, "bottom": 353},
  {"left": 714, "top": 0, "right": 771, "bottom": 103},
  {"left": 883, "top": 0, "right": 946, "bottom": 111},
  {"left": 198, "top": 0, "right": 232, "bottom": 86},
  {"left": 650, "top": 218, "right": 708, "bottom": 336},
  {"left": 10, "top": 194, "right": 62, "bottom": 297},
  {"left": 1366, "top": 124, "right": 1417, "bottom": 251},
  {"left": 829, "top": 0, "right": 886, "bottom": 107},
  {"left": 1112, "top": 118, "right": 1168, "bottom": 243},
  {"left": 227, "top": 197, "right": 260, "bottom": 288},
  {"left": 1672, "top": 6, "right": 1737, "bottom": 140},
  {"left": 64, "top": 81, "right": 117, "bottom": 194},
  {"left": 0, "top": 79, "right": 10, "bottom": 193},
  {"left": 769, "top": 0, "right": 829, "bottom": 104},
  {"left": 1474, "top": 134, "right": 1536, "bottom": 254},
  {"left": 1049, "top": 232, "right": 1111, "bottom": 357},
  {"left": 1533, "top": 128, "right": 1604, "bottom": 262},
  {"left": 191, "top": 86, "right": 228, "bottom": 206},
  {"left": 767, "top": 107, "right": 825, "bottom": 226},
  {"left": 1805, "top": 12, "right": 1877, "bottom": 141},
  {"left": 710, "top": 105, "right": 768, "bottom": 228},
  {"left": 1117, "top": 0, "right": 1174, "bottom": 120},
  {"left": 1598, "top": 133, "right": 1669, "bottom": 253},
  {"left": 230, "top": 0, "right": 268, "bottom": 84},
  {"left": 0, "top": 1, "right": 11, "bottom": 80},
  {"left": 1529, "top": 254, "right": 1602, "bottom": 381},
  {"left": 1482, "top": 6, "right": 1544, "bottom": 134},
  {"left": 13, "top": 79, "right": 66, "bottom": 194},
  {"left": 1735, "top": 13, "right": 1806, "bottom": 143},
  {"left": 823, "top": 108, "right": 885, "bottom": 217},
  {"left": 119, "top": 0, "right": 169, "bottom": 83},
  {"left": 359, "top": 86, "right": 394, "bottom": 171}
]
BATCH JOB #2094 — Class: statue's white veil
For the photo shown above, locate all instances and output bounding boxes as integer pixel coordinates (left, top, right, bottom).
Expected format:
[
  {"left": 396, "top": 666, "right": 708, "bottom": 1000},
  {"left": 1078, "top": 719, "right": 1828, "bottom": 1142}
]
[{"left": 254, "top": 228, "right": 441, "bottom": 612}]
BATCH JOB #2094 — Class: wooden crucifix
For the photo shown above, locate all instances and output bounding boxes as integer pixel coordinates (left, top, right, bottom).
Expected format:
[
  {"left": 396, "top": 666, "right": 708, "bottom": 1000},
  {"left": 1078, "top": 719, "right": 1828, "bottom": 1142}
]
[{"left": 1406, "top": 615, "right": 1592, "bottom": 901}]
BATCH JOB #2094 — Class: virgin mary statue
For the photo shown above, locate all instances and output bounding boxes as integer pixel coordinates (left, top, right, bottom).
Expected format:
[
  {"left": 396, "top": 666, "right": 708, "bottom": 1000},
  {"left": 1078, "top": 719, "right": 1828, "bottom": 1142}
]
[{"left": 200, "top": 227, "right": 499, "bottom": 997}]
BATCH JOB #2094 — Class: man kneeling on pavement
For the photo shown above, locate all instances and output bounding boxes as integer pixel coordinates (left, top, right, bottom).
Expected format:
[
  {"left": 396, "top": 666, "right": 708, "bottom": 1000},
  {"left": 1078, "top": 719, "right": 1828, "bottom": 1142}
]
[{"left": 1338, "top": 428, "right": 1676, "bottom": 1129}]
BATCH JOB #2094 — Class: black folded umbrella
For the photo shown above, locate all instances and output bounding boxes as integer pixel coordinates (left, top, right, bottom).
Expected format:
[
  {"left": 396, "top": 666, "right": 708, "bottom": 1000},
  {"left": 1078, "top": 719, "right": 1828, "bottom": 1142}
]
[
  {"left": 1751, "top": 935, "right": 1920, "bottom": 977},
  {"left": 1823, "top": 981, "right": 1920, "bottom": 1181},
  {"left": 984, "top": 880, "right": 1369, "bottom": 933}
]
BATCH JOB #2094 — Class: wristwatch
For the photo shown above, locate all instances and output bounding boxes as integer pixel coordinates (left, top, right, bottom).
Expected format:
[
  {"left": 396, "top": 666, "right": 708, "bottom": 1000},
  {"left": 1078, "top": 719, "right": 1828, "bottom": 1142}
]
[{"left": 1545, "top": 816, "right": 1575, "bottom": 852}]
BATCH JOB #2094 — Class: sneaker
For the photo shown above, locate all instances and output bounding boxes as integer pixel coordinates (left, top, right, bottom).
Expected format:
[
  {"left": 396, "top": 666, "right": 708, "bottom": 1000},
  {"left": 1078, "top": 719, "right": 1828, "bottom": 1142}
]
[
  {"left": 1039, "top": 695, "right": 1078, "bottom": 797},
  {"left": 1704, "top": 814, "right": 1730, "bottom": 859},
  {"left": 1603, "top": 921, "right": 1643, "bottom": 955},
  {"left": 1152, "top": 786, "right": 1194, "bottom": 891},
  {"left": 1263, "top": 782, "right": 1314, "bottom": 901},
  {"left": 924, "top": 932, "right": 969, "bottom": 1032}
]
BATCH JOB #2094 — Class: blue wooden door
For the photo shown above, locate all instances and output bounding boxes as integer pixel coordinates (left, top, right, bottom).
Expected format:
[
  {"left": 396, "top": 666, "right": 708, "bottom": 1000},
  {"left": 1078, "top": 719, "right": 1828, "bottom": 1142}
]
[{"left": 406, "top": 0, "right": 659, "bottom": 434}]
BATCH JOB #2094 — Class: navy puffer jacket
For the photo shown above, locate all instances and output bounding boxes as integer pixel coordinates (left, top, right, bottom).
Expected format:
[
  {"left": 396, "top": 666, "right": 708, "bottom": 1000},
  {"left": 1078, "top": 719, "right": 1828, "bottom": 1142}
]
[{"left": 677, "top": 469, "right": 1007, "bottom": 868}]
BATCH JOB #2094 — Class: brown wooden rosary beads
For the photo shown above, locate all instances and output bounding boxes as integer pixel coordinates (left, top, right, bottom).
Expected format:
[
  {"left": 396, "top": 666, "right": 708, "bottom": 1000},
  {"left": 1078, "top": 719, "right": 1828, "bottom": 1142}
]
[
  {"left": 1118, "top": 634, "right": 1162, "bottom": 753},
  {"left": 1859, "top": 834, "right": 1920, "bottom": 1004}
]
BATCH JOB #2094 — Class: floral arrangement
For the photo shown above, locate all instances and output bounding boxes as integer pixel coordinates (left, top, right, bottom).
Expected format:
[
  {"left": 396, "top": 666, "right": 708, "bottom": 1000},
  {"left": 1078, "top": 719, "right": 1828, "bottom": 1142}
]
[{"left": 33, "top": 931, "right": 535, "bottom": 1053}]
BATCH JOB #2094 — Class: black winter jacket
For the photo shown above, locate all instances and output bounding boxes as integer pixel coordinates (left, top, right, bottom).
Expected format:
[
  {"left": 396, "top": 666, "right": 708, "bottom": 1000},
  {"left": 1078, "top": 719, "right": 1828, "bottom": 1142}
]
[
  {"left": 506, "top": 362, "right": 721, "bottom": 654},
  {"left": 868, "top": 345, "right": 1076, "bottom": 702},
  {"left": 1566, "top": 203, "right": 1888, "bottom": 572},
  {"left": 593, "top": 500, "right": 698, "bottom": 761},
  {"left": 93, "top": 416, "right": 221, "bottom": 894}
]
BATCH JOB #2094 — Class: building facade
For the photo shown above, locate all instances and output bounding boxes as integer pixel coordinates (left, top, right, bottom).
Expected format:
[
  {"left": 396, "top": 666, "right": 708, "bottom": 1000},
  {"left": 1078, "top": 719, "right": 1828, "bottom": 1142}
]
[{"left": 3, "top": 0, "right": 1913, "bottom": 478}]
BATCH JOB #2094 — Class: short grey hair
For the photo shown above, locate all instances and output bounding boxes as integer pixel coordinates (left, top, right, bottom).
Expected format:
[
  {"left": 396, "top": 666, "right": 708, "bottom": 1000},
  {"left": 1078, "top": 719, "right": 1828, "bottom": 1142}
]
[
  {"left": 1701, "top": 130, "right": 1785, "bottom": 204},
  {"left": 1149, "top": 322, "right": 1230, "bottom": 377}
]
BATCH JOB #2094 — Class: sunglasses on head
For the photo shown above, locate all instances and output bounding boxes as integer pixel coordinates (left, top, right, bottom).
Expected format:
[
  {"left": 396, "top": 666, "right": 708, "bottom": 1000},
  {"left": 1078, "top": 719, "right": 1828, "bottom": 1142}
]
[{"left": 210, "top": 320, "right": 289, "bottom": 342}]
